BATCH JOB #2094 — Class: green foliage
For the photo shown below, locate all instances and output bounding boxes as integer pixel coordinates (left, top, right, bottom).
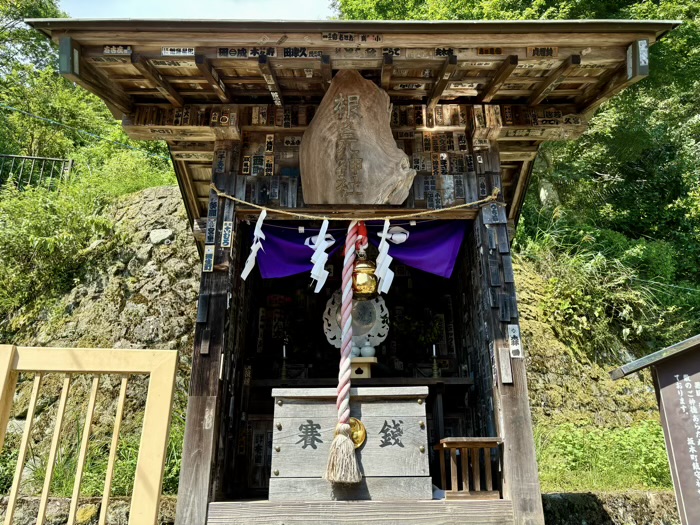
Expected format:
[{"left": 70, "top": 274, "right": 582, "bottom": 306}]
[
  {"left": 0, "top": 183, "right": 113, "bottom": 336},
  {"left": 515, "top": 206, "right": 700, "bottom": 359},
  {"left": 0, "top": 65, "right": 115, "bottom": 157},
  {"left": 516, "top": 227, "right": 663, "bottom": 361},
  {"left": 20, "top": 376, "right": 186, "bottom": 498},
  {"left": 0, "top": 34, "right": 174, "bottom": 342},
  {"left": 27, "top": 433, "right": 143, "bottom": 498},
  {"left": 0, "top": 148, "right": 174, "bottom": 340},
  {"left": 0, "top": 0, "right": 64, "bottom": 74},
  {"left": 0, "top": 433, "right": 18, "bottom": 494},
  {"left": 0, "top": 0, "right": 185, "bottom": 501},
  {"left": 334, "top": 0, "right": 651, "bottom": 20},
  {"left": 535, "top": 420, "right": 671, "bottom": 492}
]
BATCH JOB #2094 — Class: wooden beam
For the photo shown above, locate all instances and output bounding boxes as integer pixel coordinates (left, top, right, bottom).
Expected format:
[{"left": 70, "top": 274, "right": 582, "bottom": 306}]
[
  {"left": 53, "top": 26, "right": 660, "bottom": 48},
  {"left": 131, "top": 54, "right": 184, "bottom": 107},
  {"left": 234, "top": 206, "right": 478, "bottom": 221},
  {"left": 208, "top": 499, "right": 516, "bottom": 524},
  {"left": 320, "top": 55, "right": 332, "bottom": 93},
  {"left": 509, "top": 160, "right": 533, "bottom": 225},
  {"left": 80, "top": 44, "right": 628, "bottom": 63},
  {"left": 427, "top": 55, "right": 458, "bottom": 111},
  {"left": 528, "top": 55, "right": 581, "bottom": 106},
  {"left": 177, "top": 160, "right": 205, "bottom": 224},
  {"left": 578, "top": 40, "right": 649, "bottom": 116},
  {"left": 478, "top": 55, "right": 518, "bottom": 103},
  {"left": 193, "top": 217, "right": 207, "bottom": 242},
  {"left": 468, "top": 140, "right": 545, "bottom": 525},
  {"left": 58, "top": 37, "right": 133, "bottom": 116},
  {"left": 578, "top": 67, "right": 626, "bottom": 116},
  {"left": 381, "top": 55, "right": 393, "bottom": 91},
  {"left": 258, "top": 54, "right": 284, "bottom": 106},
  {"left": 176, "top": 140, "right": 239, "bottom": 525},
  {"left": 196, "top": 55, "right": 232, "bottom": 103},
  {"left": 611, "top": 333, "right": 700, "bottom": 380}
]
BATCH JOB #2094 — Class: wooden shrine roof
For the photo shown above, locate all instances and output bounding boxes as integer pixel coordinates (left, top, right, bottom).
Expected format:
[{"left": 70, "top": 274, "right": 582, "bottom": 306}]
[{"left": 27, "top": 18, "right": 680, "bottom": 232}]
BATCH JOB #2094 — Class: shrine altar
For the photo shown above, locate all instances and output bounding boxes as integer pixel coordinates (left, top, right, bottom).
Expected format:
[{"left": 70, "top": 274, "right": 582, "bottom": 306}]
[{"left": 269, "top": 387, "right": 431, "bottom": 501}]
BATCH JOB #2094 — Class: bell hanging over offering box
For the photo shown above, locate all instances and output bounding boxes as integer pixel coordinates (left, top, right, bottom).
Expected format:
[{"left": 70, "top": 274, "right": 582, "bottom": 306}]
[{"left": 352, "top": 254, "right": 378, "bottom": 300}]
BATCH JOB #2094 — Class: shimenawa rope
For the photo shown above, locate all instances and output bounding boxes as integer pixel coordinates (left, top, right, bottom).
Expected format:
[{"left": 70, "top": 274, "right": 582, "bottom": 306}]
[{"left": 209, "top": 183, "right": 501, "bottom": 222}]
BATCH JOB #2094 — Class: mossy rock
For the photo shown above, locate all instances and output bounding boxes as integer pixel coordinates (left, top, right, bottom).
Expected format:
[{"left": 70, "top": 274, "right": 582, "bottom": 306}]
[{"left": 76, "top": 503, "right": 99, "bottom": 524}]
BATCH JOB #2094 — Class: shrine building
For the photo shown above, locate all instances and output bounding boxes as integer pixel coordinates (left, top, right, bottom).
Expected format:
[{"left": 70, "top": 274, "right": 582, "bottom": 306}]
[{"left": 26, "top": 17, "right": 680, "bottom": 525}]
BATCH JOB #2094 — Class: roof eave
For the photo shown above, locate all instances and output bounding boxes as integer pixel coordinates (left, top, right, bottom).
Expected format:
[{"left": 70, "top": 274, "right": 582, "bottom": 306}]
[
  {"left": 24, "top": 18, "right": 682, "bottom": 40},
  {"left": 610, "top": 333, "right": 700, "bottom": 380}
]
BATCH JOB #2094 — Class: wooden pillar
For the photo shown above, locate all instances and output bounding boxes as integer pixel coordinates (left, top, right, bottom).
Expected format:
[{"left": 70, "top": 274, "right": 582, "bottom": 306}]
[
  {"left": 176, "top": 140, "right": 239, "bottom": 525},
  {"left": 469, "top": 135, "right": 545, "bottom": 525}
]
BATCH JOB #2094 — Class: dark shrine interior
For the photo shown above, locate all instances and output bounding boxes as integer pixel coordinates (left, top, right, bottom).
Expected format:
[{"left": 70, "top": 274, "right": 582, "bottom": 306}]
[{"left": 221, "top": 220, "right": 496, "bottom": 499}]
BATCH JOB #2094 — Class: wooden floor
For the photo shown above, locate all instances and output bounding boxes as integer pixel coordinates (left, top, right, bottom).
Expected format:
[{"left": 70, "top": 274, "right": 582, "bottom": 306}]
[{"left": 207, "top": 499, "right": 515, "bottom": 525}]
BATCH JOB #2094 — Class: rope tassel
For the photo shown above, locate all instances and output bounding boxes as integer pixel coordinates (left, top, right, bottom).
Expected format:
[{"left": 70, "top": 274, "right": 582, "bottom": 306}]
[
  {"left": 324, "top": 220, "right": 362, "bottom": 485},
  {"left": 325, "top": 422, "right": 361, "bottom": 484}
]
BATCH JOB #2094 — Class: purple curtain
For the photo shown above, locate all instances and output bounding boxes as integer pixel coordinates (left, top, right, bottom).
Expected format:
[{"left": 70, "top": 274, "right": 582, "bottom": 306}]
[{"left": 255, "top": 221, "right": 466, "bottom": 280}]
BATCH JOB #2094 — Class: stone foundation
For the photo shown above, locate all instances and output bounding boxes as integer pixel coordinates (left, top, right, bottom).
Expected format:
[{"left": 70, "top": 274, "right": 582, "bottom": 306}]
[{"left": 543, "top": 491, "right": 679, "bottom": 525}]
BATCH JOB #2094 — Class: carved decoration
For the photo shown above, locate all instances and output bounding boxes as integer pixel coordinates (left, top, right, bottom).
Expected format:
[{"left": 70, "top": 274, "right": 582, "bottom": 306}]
[
  {"left": 323, "top": 291, "right": 389, "bottom": 349},
  {"left": 300, "top": 70, "right": 416, "bottom": 205}
]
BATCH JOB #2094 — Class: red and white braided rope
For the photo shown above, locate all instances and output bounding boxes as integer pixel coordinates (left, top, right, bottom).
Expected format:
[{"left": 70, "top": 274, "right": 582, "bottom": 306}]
[{"left": 337, "top": 220, "right": 358, "bottom": 425}]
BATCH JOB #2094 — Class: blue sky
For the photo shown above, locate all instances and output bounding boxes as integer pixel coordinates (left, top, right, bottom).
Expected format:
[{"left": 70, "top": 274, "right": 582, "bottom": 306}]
[{"left": 59, "top": 0, "right": 334, "bottom": 20}]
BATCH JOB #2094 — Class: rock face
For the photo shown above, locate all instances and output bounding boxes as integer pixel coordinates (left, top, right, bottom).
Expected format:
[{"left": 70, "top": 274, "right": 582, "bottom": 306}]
[
  {"left": 149, "top": 228, "right": 174, "bottom": 245},
  {"left": 542, "top": 491, "right": 679, "bottom": 525},
  {"left": 30, "top": 186, "right": 199, "bottom": 352},
  {"left": 0, "top": 497, "right": 177, "bottom": 525},
  {"left": 2, "top": 186, "right": 199, "bottom": 507},
  {"left": 515, "top": 259, "right": 658, "bottom": 428},
  {"left": 300, "top": 70, "right": 416, "bottom": 205}
]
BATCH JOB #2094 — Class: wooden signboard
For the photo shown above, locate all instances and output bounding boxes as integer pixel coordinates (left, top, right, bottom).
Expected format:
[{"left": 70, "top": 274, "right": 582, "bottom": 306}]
[
  {"left": 656, "top": 350, "right": 700, "bottom": 525},
  {"left": 269, "top": 387, "right": 431, "bottom": 501}
]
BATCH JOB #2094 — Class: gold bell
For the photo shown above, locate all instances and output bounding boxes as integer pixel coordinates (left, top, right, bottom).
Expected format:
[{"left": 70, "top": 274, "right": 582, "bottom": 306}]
[{"left": 352, "top": 253, "right": 378, "bottom": 300}]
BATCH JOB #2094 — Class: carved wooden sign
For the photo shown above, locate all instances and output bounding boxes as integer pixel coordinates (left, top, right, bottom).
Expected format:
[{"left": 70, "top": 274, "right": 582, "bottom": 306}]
[
  {"left": 656, "top": 350, "right": 700, "bottom": 525},
  {"left": 300, "top": 70, "right": 416, "bottom": 205}
]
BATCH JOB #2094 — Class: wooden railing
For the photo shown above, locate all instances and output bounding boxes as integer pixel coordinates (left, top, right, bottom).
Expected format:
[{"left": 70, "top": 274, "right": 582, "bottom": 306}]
[
  {"left": 434, "top": 437, "right": 503, "bottom": 500},
  {"left": 0, "top": 154, "right": 73, "bottom": 190},
  {"left": 0, "top": 345, "right": 178, "bottom": 525}
]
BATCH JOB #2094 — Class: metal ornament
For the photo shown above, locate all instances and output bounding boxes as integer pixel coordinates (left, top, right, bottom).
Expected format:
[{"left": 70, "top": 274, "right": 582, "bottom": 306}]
[
  {"left": 323, "top": 290, "right": 389, "bottom": 349},
  {"left": 352, "top": 254, "right": 378, "bottom": 300},
  {"left": 337, "top": 417, "right": 366, "bottom": 449}
]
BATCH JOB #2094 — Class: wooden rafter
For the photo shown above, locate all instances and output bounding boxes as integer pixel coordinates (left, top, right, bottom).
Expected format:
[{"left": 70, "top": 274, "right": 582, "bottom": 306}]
[
  {"left": 258, "top": 55, "right": 284, "bottom": 106},
  {"left": 58, "top": 37, "right": 133, "bottom": 116},
  {"left": 320, "top": 55, "right": 333, "bottom": 93},
  {"left": 578, "top": 67, "right": 628, "bottom": 116},
  {"left": 528, "top": 55, "right": 581, "bottom": 106},
  {"left": 381, "top": 55, "right": 393, "bottom": 91},
  {"left": 131, "top": 54, "right": 184, "bottom": 107},
  {"left": 427, "top": 55, "right": 458, "bottom": 110},
  {"left": 578, "top": 40, "right": 649, "bottom": 116},
  {"left": 195, "top": 55, "right": 232, "bottom": 103},
  {"left": 478, "top": 55, "right": 518, "bottom": 103},
  {"left": 83, "top": 63, "right": 134, "bottom": 117}
]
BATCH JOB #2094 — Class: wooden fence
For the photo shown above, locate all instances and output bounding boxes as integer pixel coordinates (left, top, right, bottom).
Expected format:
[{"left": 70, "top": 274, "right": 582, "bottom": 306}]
[
  {"left": 0, "top": 345, "right": 178, "bottom": 525},
  {"left": 434, "top": 437, "right": 503, "bottom": 500}
]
